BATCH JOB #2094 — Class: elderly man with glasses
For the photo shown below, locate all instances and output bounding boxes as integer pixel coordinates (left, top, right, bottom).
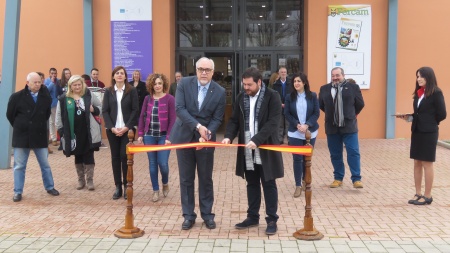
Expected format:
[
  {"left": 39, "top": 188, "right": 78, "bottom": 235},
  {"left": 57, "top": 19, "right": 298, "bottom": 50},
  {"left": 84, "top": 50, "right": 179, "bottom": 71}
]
[{"left": 170, "top": 57, "right": 226, "bottom": 230}]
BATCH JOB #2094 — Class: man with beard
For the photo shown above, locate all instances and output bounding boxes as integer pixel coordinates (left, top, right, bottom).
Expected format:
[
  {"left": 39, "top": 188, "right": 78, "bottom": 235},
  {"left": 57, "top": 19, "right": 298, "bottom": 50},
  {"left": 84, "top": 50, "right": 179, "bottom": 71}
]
[{"left": 222, "top": 67, "right": 283, "bottom": 235}]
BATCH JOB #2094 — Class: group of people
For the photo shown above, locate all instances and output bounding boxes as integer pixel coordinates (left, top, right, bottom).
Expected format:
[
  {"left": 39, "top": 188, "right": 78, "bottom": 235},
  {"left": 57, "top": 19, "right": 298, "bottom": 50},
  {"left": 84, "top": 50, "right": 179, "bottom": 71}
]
[{"left": 6, "top": 60, "right": 446, "bottom": 235}]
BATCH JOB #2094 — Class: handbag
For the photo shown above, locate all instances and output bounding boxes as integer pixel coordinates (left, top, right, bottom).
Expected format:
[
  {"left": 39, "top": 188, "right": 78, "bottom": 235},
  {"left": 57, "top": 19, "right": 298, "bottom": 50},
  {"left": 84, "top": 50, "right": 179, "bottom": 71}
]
[{"left": 93, "top": 115, "right": 102, "bottom": 125}]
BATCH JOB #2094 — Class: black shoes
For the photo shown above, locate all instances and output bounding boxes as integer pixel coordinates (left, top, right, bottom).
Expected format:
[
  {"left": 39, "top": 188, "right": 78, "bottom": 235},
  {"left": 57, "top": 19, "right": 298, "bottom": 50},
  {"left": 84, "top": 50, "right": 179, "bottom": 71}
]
[
  {"left": 265, "top": 221, "right": 277, "bottom": 235},
  {"left": 235, "top": 218, "right": 259, "bottom": 229},
  {"left": 204, "top": 220, "right": 216, "bottom": 229},
  {"left": 182, "top": 220, "right": 195, "bottom": 230},
  {"left": 413, "top": 196, "right": 433, "bottom": 205},
  {"left": 47, "top": 188, "right": 60, "bottom": 196},
  {"left": 408, "top": 194, "right": 422, "bottom": 204},
  {"left": 112, "top": 186, "right": 123, "bottom": 200},
  {"left": 14, "top": 189, "right": 58, "bottom": 202},
  {"left": 13, "top": 194, "right": 22, "bottom": 202}
]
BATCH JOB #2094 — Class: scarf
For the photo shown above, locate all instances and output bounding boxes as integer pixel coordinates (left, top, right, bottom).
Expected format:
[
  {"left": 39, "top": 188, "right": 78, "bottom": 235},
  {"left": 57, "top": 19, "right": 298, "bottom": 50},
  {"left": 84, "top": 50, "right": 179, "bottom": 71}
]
[
  {"left": 66, "top": 97, "right": 76, "bottom": 139},
  {"left": 333, "top": 80, "right": 346, "bottom": 127},
  {"left": 417, "top": 87, "right": 425, "bottom": 98},
  {"left": 244, "top": 85, "right": 266, "bottom": 170}
]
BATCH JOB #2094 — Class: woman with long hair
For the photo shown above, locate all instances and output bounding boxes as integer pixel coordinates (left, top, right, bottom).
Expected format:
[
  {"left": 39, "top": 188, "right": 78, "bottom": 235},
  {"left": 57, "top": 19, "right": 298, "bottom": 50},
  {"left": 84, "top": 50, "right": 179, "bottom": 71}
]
[
  {"left": 397, "top": 66, "right": 446, "bottom": 205},
  {"left": 284, "top": 72, "right": 319, "bottom": 197},
  {"left": 102, "top": 66, "right": 139, "bottom": 200},
  {"left": 58, "top": 68, "right": 72, "bottom": 97},
  {"left": 137, "top": 73, "right": 176, "bottom": 202},
  {"left": 131, "top": 70, "right": 149, "bottom": 114},
  {"left": 56, "top": 75, "right": 102, "bottom": 190}
]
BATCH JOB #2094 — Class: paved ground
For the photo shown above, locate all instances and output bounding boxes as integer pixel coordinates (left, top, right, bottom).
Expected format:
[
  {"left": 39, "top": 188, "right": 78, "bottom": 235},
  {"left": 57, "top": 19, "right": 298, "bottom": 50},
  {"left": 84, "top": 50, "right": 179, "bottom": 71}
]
[{"left": 1, "top": 137, "right": 450, "bottom": 252}]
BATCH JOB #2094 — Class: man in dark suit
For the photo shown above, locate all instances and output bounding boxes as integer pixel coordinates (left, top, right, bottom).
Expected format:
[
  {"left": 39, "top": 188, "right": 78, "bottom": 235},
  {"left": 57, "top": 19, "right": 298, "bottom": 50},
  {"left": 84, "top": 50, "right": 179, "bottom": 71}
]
[
  {"left": 170, "top": 57, "right": 226, "bottom": 230},
  {"left": 272, "top": 67, "right": 292, "bottom": 144},
  {"left": 169, "top": 71, "right": 182, "bottom": 97},
  {"left": 222, "top": 67, "right": 283, "bottom": 235},
  {"left": 319, "top": 67, "right": 365, "bottom": 189},
  {"left": 6, "top": 72, "right": 60, "bottom": 202}
]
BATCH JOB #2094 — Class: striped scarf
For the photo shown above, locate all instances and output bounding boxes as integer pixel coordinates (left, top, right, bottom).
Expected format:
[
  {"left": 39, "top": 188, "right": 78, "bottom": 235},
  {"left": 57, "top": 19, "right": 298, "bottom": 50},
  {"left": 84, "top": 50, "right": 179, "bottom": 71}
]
[
  {"left": 244, "top": 85, "right": 266, "bottom": 170},
  {"left": 333, "top": 80, "right": 346, "bottom": 127}
]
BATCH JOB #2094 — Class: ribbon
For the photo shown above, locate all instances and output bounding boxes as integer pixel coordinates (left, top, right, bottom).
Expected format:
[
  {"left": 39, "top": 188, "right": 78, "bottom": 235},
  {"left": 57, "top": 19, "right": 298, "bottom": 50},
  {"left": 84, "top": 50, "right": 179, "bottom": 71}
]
[{"left": 127, "top": 142, "right": 313, "bottom": 156}]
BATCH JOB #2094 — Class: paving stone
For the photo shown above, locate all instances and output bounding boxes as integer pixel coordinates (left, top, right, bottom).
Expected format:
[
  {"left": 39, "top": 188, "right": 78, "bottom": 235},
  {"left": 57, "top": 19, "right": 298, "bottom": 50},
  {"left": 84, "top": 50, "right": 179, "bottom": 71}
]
[
  {"left": 247, "top": 248, "right": 261, "bottom": 253},
  {"left": 247, "top": 240, "right": 263, "bottom": 248},
  {"left": 176, "top": 246, "right": 196, "bottom": 253},
  {"left": 181, "top": 239, "right": 199, "bottom": 247},
  {"left": 212, "top": 247, "right": 231, "bottom": 253},
  {"left": 161, "top": 242, "right": 180, "bottom": 251},
  {"left": 214, "top": 239, "right": 231, "bottom": 247}
]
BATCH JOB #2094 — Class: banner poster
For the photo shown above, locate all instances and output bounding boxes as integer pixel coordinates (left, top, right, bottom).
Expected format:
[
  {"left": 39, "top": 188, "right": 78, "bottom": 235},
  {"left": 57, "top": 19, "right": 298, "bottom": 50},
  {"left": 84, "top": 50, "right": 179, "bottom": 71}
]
[
  {"left": 110, "top": 0, "right": 153, "bottom": 81},
  {"left": 327, "top": 5, "right": 371, "bottom": 89}
]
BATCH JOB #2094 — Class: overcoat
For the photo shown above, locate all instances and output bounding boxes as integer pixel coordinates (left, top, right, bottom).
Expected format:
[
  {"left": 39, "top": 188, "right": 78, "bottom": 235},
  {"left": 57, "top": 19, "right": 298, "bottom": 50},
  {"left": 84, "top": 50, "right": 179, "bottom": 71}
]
[
  {"left": 6, "top": 84, "right": 52, "bottom": 148},
  {"left": 224, "top": 88, "right": 284, "bottom": 181}
]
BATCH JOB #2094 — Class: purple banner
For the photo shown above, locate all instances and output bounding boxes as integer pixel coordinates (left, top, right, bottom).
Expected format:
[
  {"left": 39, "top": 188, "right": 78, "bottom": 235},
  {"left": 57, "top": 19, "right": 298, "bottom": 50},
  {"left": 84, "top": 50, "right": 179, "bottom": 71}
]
[{"left": 111, "top": 20, "right": 153, "bottom": 81}]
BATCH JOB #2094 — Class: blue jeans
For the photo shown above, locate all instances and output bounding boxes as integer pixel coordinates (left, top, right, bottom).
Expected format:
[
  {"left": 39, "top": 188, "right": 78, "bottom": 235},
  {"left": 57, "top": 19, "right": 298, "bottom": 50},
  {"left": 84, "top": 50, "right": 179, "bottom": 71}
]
[
  {"left": 288, "top": 137, "right": 316, "bottom": 186},
  {"left": 13, "top": 148, "right": 55, "bottom": 194},
  {"left": 326, "top": 132, "right": 361, "bottom": 183},
  {"left": 143, "top": 135, "right": 170, "bottom": 191}
]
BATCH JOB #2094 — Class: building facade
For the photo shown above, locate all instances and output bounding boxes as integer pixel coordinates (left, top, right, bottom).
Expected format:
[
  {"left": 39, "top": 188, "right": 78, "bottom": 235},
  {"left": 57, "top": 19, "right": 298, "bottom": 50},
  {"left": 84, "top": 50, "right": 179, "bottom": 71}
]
[{"left": 1, "top": 0, "right": 449, "bottom": 139}]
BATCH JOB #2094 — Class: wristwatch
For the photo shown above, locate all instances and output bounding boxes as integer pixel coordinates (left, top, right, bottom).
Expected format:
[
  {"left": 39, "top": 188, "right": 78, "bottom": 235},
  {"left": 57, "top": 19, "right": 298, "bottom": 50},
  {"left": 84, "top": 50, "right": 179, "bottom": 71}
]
[{"left": 196, "top": 123, "right": 202, "bottom": 131}]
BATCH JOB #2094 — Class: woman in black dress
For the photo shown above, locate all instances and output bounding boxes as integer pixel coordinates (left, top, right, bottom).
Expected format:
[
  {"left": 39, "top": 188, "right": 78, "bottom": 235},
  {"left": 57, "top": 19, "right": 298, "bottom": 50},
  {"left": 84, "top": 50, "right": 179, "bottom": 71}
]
[
  {"left": 397, "top": 66, "right": 446, "bottom": 205},
  {"left": 56, "top": 75, "right": 102, "bottom": 191}
]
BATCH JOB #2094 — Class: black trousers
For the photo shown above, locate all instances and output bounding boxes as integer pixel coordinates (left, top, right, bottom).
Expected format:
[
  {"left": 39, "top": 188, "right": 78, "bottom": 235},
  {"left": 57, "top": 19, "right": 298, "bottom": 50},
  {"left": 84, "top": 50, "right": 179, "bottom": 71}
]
[
  {"left": 176, "top": 146, "right": 215, "bottom": 221},
  {"left": 244, "top": 164, "right": 279, "bottom": 223},
  {"left": 106, "top": 129, "right": 133, "bottom": 187},
  {"left": 74, "top": 149, "right": 95, "bottom": 165}
]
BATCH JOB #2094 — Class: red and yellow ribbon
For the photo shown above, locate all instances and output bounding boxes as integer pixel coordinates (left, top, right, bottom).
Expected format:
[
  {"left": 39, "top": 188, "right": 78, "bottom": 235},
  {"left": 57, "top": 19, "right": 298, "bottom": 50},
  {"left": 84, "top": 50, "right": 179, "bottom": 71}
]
[{"left": 127, "top": 142, "right": 312, "bottom": 156}]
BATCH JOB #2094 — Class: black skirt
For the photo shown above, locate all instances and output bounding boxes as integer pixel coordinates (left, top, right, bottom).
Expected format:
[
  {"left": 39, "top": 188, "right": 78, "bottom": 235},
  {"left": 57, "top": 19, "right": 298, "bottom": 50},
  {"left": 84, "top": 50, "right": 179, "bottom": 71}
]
[{"left": 410, "top": 131, "right": 438, "bottom": 162}]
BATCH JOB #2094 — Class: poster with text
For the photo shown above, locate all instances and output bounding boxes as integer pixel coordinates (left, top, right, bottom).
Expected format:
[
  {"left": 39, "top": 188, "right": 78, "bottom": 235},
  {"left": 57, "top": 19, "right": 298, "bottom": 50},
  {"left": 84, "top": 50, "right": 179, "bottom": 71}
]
[
  {"left": 327, "top": 5, "right": 371, "bottom": 89},
  {"left": 111, "top": 0, "right": 153, "bottom": 81}
]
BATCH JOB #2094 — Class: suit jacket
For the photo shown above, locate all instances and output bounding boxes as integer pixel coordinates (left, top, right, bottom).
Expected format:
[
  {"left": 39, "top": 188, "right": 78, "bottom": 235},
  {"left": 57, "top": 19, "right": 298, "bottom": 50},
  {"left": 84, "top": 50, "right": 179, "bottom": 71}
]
[
  {"left": 273, "top": 78, "right": 292, "bottom": 104},
  {"left": 319, "top": 81, "right": 364, "bottom": 134},
  {"left": 169, "top": 82, "right": 177, "bottom": 97},
  {"left": 102, "top": 83, "right": 139, "bottom": 130},
  {"left": 284, "top": 92, "right": 320, "bottom": 133},
  {"left": 224, "top": 88, "right": 284, "bottom": 181},
  {"left": 6, "top": 84, "right": 52, "bottom": 148},
  {"left": 170, "top": 76, "right": 226, "bottom": 144},
  {"left": 411, "top": 88, "right": 446, "bottom": 133}
]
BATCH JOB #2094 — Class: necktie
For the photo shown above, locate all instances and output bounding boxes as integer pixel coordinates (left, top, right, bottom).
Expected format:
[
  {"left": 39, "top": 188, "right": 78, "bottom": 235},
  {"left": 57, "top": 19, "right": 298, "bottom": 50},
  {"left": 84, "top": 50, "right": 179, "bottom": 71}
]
[{"left": 198, "top": 86, "right": 207, "bottom": 109}]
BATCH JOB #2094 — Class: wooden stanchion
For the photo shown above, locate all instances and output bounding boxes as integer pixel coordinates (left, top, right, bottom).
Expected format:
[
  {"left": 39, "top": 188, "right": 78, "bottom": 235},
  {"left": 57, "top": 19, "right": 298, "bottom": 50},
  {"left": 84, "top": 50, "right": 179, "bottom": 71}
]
[
  {"left": 293, "top": 130, "right": 324, "bottom": 240},
  {"left": 114, "top": 130, "right": 145, "bottom": 239}
]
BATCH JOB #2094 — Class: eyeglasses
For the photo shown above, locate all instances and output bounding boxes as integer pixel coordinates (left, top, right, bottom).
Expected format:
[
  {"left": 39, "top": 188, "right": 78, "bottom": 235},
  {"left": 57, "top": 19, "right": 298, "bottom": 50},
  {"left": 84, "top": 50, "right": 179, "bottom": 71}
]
[{"left": 197, "top": 68, "right": 213, "bottom": 74}]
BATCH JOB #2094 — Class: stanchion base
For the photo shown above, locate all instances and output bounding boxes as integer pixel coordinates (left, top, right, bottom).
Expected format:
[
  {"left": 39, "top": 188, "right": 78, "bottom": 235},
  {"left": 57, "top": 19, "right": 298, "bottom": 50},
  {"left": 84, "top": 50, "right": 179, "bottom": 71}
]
[
  {"left": 293, "top": 228, "right": 324, "bottom": 241},
  {"left": 114, "top": 227, "right": 145, "bottom": 239}
]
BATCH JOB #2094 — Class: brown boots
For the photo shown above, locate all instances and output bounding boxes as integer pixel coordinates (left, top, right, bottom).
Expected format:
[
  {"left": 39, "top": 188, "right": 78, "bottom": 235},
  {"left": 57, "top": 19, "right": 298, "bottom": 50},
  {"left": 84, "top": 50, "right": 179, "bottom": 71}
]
[
  {"left": 85, "top": 164, "right": 95, "bottom": 191},
  {"left": 75, "top": 163, "right": 95, "bottom": 191},
  {"left": 75, "top": 164, "right": 86, "bottom": 190}
]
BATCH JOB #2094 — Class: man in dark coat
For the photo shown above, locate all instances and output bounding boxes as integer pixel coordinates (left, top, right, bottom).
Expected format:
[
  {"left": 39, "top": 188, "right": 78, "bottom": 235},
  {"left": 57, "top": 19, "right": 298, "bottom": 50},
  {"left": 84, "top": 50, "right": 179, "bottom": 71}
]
[
  {"left": 272, "top": 66, "right": 292, "bottom": 144},
  {"left": 222, "top": 67, "right": 284, "bottom": 235},
  {"left": 169, "top": 71, "right": 183, "bottom": 97},
  {"left": 318, "top": 67, "right": 365, "bottom": 189},
  {"left": 6, "top": 72, "right": 60, "bottom": 202}
]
